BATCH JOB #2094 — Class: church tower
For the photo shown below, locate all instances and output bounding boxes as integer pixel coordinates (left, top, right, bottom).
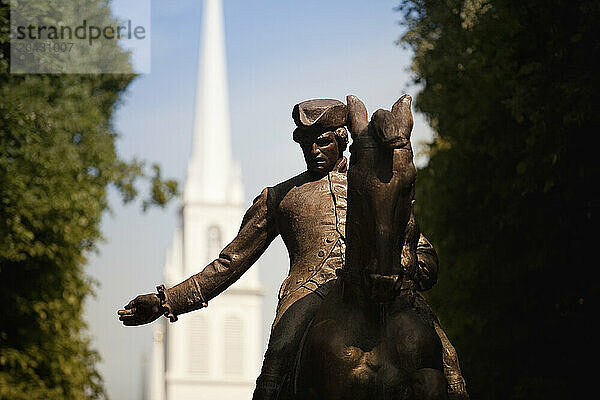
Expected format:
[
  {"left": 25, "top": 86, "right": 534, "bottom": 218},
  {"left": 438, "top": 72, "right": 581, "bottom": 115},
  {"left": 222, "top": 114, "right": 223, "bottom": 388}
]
[{"left": 150, "top": 1, "right": 264, "bottom": 398}]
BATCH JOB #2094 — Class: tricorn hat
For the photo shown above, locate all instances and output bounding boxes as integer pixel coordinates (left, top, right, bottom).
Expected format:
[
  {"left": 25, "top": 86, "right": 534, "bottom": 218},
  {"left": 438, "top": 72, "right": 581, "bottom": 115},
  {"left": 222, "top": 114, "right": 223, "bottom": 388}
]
[{"left": 292, "top": 99, "right": 347, "bottom": 142}]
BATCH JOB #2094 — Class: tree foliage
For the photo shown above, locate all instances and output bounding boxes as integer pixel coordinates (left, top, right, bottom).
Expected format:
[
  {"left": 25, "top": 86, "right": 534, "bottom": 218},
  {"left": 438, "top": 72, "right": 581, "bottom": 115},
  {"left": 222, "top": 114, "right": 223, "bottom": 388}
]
[
  {"left": 0, "top": 2, "right": 177, "bottom": 398},
  {"left": 398, "top": 0, "right": 597, "bottom": 398}
]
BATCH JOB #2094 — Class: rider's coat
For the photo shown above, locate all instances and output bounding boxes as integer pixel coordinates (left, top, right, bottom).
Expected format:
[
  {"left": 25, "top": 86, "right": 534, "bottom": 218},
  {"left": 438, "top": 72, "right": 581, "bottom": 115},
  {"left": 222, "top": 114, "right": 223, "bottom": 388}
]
[
  {"left": 269, "top": 160, "right": 347, "bottom": 326},
  {"left": 163, "top": 158, "right": 348, "bottom": 327}
]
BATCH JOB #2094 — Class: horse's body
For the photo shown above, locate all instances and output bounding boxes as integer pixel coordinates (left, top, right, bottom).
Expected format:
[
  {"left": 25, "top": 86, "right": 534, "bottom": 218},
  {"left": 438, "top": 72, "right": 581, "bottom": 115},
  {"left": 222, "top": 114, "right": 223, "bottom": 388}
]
[{"left": 292, "top": 95, "right": 448, "bottom": 400}]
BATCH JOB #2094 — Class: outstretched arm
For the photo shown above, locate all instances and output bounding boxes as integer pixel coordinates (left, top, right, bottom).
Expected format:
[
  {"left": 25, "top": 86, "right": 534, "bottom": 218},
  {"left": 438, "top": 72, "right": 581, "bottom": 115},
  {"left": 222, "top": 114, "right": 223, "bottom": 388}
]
[{"left": 118, "top": 188, "right": 278, "bottom": 325}]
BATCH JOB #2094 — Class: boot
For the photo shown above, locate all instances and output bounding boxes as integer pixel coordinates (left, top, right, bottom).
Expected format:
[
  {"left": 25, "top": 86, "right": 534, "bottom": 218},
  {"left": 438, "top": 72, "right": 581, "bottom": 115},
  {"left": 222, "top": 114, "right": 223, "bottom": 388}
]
[
  {"left": 434, "top": 322, "right": 469, "bottom": 400},
  {"left": 252, "top": 375, "right": 283, "bottom": 400},
  {"left": 447, "top": 375, "right": 469, "bottom": 400}
]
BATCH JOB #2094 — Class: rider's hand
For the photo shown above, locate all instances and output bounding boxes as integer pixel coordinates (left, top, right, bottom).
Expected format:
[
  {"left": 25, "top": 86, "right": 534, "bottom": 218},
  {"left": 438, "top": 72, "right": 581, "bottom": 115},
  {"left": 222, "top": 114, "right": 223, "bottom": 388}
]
[{"left": 117, "top": 293, "right": 163, "bottom": 326}]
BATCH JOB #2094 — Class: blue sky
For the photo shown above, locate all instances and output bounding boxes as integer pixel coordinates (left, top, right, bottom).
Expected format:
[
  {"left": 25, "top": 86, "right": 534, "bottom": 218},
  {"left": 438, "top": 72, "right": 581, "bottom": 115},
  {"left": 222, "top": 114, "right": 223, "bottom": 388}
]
[{"left": 85, "top": 1, "right": 433, "bottom": 398}]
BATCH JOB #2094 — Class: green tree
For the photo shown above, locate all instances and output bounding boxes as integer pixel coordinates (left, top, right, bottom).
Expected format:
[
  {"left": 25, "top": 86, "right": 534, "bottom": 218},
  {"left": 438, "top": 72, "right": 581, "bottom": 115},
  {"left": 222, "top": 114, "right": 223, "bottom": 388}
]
[
  {"left": 398, "top": 0, "right": 597, "bottom": 398},
  {"left": 0, "top": 2, "right": 177, "bottom": 399}
]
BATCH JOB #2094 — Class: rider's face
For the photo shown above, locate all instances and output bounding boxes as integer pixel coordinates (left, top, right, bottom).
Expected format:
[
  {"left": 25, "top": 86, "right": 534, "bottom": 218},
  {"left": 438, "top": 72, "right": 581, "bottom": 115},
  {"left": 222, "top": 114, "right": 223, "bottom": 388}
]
[{"left": 300, "top": 130, "right": 340, "bottom": 177}]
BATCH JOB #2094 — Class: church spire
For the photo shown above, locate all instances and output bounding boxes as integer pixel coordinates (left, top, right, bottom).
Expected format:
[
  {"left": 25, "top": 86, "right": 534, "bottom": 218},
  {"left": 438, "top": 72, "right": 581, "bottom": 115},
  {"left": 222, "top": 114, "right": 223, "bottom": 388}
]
[
  {"left": 155, "top": 3, "right": 261, "bottom": 398},
  {"left": 185, "top": 0, "right": 242, "bottom": 205}
]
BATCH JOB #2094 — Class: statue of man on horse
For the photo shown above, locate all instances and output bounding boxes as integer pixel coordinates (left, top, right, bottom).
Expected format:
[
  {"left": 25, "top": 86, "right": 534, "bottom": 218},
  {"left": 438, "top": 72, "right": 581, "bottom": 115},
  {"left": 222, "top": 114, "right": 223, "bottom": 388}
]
[{"left": 118, "top": 95, "right": 467, "bottom": 399}]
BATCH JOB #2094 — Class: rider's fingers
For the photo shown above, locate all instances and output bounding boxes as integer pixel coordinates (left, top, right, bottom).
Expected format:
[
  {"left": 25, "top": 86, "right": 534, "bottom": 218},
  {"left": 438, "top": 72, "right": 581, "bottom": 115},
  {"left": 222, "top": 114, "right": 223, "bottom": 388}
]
[
  {"left": 119, "top": 314, "right": 134, "bottom": 322},
  {"left": 119, "top": 312, "right": 140, "bottom": 323},
  {"left": 346, "top": 95, "right": 368, "bottom": 138},
  {"left": 122, "top": 319, "right": 143, "bottom": 326}
]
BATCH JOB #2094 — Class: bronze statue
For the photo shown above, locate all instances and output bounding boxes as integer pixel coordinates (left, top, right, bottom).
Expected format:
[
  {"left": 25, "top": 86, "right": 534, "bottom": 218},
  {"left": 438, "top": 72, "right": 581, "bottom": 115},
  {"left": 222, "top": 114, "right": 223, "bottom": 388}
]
[
  {"left": 293, "top": 95, "right": 453, "bottom": 399},
  {"left": 117, "top": 96, "right": 467, "bottom": 399}
]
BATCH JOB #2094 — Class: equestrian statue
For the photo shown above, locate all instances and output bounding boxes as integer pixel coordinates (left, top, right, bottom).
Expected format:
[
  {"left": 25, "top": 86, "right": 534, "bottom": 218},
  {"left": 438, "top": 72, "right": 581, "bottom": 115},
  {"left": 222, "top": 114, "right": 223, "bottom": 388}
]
[{"left": 117, "top": 95, "right": 467, "bottom": 400}]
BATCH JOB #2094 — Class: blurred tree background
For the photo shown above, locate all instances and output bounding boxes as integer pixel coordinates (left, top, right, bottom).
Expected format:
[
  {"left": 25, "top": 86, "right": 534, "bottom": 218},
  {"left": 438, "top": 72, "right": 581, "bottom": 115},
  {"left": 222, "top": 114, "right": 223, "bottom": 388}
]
[
  {"left": 0, "top": 1, "right": 177, "bottom": 399},
  {"left": 398, "top": 0, "right": 597, "bottom": 398}
]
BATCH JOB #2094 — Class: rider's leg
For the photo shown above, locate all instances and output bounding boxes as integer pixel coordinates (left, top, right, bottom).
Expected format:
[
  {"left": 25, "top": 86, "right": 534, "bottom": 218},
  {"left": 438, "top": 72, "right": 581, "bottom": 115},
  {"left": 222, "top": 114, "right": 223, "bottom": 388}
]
[
  {"left": 411, "top": 368, "right": 449, "bottom": 400},
  {"left": 411, "top": 293, "right": 468, "bottom": 399},
  {"left": 433, "top": 323, "right": 469, "bottom": 400},
  {"left": 252, "top": 281, "right": 335, "bottom": 400}
]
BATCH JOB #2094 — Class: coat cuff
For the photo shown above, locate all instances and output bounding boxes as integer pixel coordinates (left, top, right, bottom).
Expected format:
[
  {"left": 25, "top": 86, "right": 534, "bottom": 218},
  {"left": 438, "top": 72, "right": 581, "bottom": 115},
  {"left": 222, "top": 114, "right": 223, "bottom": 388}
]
[{"left": 157, "top": 279, "right": 207, "bottom": 323}]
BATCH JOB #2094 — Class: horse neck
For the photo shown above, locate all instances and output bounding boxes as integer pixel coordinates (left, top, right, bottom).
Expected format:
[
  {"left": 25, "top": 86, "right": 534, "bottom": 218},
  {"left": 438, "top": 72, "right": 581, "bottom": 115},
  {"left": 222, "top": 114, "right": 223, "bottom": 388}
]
[
  {"left": 343, "top": 145, "right": 416, "bottom": 304},
  {"left": 345, "top": 147, "right": 414, "bottom": 272}
]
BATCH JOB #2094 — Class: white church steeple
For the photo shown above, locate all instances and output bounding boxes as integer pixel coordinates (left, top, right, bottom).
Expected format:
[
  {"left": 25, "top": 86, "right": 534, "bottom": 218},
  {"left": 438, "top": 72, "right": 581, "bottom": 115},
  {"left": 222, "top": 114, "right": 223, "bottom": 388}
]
[
  {"left": 185, "top": 0, "right": 243, "bottom": 206},
  {"left": 152, "top": 1, "right": 264, "bottom": 399}
]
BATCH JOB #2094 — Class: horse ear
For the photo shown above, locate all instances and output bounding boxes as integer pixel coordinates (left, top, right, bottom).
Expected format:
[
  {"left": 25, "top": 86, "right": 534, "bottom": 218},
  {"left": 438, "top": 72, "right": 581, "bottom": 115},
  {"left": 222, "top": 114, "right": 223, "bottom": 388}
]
[
  {"left": 391, "top": 94, "right": 412, "bottom": 116},
  {"left": 391, "top": 94, "right": 413, "bottom": 140},
  {"left": 346, "top": 95, "right": 369, "bottom": 139},
  {"left": 370, "top": 109, "right": 409, "bottom": 148}
]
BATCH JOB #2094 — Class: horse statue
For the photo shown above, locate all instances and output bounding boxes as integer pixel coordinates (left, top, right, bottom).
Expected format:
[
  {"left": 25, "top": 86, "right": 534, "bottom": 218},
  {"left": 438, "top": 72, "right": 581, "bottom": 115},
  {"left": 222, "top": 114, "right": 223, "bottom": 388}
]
[{"left": 291, "top": 94, "right": 449, "bottom": 400}]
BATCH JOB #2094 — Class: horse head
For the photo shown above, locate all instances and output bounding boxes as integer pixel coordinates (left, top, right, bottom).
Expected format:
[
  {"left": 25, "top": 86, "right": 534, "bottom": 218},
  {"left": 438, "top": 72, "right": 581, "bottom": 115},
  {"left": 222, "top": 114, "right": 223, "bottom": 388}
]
[{"left": 343, "top": 94, "right": 417, "bottom": 304}]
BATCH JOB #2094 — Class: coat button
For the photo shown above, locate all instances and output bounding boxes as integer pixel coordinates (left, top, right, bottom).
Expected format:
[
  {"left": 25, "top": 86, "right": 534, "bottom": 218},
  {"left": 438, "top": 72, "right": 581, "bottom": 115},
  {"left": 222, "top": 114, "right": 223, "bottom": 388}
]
[{"left": 318, "top": 250, "right": 325, "bottom": 257}]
